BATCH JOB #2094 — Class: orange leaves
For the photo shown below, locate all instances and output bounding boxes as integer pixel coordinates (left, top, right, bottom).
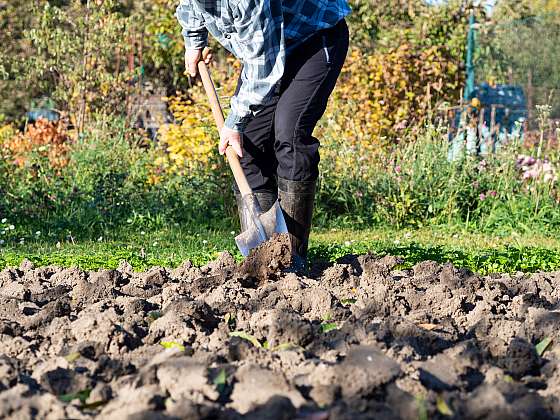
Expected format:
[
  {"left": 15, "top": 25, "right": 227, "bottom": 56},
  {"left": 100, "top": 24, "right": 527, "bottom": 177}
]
[{"left": 1, "top": 119, "right": 71, "bottom": 170}]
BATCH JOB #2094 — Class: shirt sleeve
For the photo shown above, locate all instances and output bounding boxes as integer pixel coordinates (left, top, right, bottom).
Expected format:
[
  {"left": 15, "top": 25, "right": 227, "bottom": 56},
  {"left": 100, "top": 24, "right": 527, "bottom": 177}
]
[
  {"left": 176, "top": 0, "right": 208, "bottom": 50},
  {"left": 224, "top": 0, "right": 285, "bottom": 133}
]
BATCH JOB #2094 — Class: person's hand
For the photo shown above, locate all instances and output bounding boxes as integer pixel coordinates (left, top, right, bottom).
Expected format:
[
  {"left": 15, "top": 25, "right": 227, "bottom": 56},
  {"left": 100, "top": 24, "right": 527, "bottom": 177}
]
[
  {"left": 219, "top": 126, "right": 243, "bottom": 157},
  {"left": 184, "top": 49, "right": 213, "bottom": 77}
]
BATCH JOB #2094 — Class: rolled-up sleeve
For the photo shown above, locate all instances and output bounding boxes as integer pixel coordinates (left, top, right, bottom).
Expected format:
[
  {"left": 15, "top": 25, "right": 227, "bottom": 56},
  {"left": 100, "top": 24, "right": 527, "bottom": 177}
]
[
  {"left": 224, "top": 0, "right": 285, "bottom": 132},
  {"left": 176, "top": 0, "right": 208, "bottom": 50}
]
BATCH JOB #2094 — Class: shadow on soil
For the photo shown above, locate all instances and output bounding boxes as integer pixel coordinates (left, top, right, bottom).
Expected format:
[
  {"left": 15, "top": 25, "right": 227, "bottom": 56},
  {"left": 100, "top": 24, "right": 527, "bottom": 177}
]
[{"left": 310, "top": 242, "right": 560, "bottom": 275}]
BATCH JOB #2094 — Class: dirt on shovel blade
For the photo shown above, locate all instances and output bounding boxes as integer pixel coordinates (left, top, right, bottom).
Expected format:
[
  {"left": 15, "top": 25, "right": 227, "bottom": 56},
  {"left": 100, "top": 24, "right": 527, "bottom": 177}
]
[
  {"left": 238, "top": 233, "right": 293, "bottom": 283},
  {"left": 1, "top": 253, "right": 560, "bottom": 419}
]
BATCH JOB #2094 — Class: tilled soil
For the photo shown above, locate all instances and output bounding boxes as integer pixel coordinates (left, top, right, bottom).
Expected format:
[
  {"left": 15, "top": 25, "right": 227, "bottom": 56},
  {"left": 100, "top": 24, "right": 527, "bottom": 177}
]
[{"left": 1, "top": 240, "right": 560, "bottom": 419}]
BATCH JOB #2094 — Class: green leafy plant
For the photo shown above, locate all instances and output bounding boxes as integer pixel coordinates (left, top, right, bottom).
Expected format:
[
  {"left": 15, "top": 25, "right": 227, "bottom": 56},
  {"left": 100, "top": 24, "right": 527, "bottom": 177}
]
[
  {"left": 415, "top": 395, "right": 429, "bottom": 420},
  {"left": 340, "top": 298, "right": 357, "bottom": 306},
  {"left": 436, "top": 396, "right": 454, "bottom": 416},
  {"left": 224, "top": 313, "right": 236, "bottom": 330},
  {"left": 160, "top": 341, "right": 186, "bottom": 351},
  {"left": 320, "top": 322, "right": 338, "bottom": 334},
  {"left": 59, "top": 389, "right": 91, "bottom": 404},
  {"left": 64, "top": 352, "right": 81, "bottom": 363},
  {"left": 229, "top": 331, "right": 262, "bottom": 348},
  {"left": 535, "top": 337, "right": 553, "bottom": 357},
  {"left": 213, "top": 368, "right": 227, "bottom": 394}
]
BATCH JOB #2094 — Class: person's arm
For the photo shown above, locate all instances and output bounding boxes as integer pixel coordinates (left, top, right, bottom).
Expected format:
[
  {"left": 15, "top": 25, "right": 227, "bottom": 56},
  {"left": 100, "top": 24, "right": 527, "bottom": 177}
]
[
  {"left": 224, "top": 0, "right": 285, "bottom": 133},
  {"left": 175, "top": 0, "right": 208, "bottom": 50}
]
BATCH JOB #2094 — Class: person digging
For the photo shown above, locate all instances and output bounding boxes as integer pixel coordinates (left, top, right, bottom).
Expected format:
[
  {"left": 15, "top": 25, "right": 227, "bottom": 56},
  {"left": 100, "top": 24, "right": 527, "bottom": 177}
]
[{"left": 177, "top": 0, "right": 350, "bottom": 269}]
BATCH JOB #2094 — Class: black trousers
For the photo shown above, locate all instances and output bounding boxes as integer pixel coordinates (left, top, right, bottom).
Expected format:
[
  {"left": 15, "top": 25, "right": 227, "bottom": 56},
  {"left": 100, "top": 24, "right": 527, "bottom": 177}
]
[{"left": 234, "top": 19, "right": 349, "bottom": 194}]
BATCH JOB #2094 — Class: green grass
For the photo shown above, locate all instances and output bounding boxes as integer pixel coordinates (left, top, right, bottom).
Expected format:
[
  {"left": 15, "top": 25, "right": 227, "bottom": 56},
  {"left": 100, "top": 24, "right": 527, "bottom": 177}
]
[{"left": 2, "top": 225, "right": 560, "bottom": 274}]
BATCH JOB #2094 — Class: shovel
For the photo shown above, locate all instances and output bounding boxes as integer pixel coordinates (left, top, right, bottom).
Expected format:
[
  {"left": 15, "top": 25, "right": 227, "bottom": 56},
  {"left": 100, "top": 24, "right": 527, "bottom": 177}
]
[{"left": 197, "top": 60, "right": 288, "bottom": 257}]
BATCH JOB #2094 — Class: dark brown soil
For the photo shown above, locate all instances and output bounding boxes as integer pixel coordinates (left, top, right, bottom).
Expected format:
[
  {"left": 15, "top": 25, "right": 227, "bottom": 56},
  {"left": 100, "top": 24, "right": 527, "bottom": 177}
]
[
  {"left": 1, "top": 250, "right": 560, "bottom": 419},
  {"left": 238, "top": 233, "right": 293, "bottom": 283}
]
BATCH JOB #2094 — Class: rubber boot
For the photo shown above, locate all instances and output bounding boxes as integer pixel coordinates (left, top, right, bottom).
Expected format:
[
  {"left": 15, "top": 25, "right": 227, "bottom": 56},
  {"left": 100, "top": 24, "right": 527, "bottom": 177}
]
[
  {"left": 277, "top": 177, "right": 316, "bottom": 272},
  {"left": 235, "top": 191, "right": 278, "bottom": 233}
]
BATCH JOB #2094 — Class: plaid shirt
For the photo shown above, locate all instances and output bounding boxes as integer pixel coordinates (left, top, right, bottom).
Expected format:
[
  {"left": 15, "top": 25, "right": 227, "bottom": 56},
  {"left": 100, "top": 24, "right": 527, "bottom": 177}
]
[{"left": 176, "top": 0, "right": 350, "bottom": 132}]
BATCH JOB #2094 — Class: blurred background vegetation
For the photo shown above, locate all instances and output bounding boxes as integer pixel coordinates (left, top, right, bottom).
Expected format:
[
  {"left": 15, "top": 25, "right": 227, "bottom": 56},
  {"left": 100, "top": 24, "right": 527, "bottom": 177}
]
[{"left": 0, "top": 0, "right": 559, "bottom": 251}]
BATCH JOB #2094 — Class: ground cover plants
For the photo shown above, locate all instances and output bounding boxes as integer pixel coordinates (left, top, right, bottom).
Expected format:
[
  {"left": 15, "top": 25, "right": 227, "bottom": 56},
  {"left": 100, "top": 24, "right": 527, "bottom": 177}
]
[{"left": 2, "top": 227, "right": 560, "bottom": 275}]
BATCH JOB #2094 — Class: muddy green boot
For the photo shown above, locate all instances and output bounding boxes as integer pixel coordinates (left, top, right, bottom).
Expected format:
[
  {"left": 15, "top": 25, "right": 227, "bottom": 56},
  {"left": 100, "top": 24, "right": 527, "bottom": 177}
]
[
  {"left": 277, "top": 177, "right": 316, "bottom": 272},
  {"left": 235, "top": 191, "right": 278, "bottom": 233}
]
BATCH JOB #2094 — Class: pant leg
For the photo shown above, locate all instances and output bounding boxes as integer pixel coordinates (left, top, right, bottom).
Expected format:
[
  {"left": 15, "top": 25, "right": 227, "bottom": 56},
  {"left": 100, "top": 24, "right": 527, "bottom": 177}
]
[
  {"left": 274, "top": 20, "right": 349, "bottom": 182},
  {"left": 232, "top": 78, "right": 279, "bottom": 194}
]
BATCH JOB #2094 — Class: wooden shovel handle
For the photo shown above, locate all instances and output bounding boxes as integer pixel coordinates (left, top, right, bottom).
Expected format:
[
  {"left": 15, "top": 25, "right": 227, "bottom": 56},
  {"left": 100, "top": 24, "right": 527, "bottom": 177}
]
[{"left": 197, "top": 58, "right": 252, "bottom": 197}]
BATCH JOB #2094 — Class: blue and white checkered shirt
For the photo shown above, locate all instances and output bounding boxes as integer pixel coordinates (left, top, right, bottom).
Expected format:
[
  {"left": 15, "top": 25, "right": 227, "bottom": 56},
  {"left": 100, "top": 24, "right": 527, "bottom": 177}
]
[{"left": 176, "top": 0, "right": 350, "bottom": 132}]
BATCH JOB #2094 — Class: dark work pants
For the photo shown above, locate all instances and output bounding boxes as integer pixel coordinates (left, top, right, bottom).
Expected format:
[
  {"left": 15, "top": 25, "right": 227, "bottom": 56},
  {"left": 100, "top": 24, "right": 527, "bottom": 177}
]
[{"left": 234, "top": 19, "right": 349, "bottom": 194}]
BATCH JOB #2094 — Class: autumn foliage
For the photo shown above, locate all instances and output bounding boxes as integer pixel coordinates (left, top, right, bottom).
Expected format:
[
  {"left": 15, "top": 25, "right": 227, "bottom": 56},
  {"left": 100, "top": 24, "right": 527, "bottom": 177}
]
[
  {"left": 323, "top": 43, "right": 462, "bottom": 150},
  {"left": 1, "top": 119, "right": 71, "bottom": 170}
]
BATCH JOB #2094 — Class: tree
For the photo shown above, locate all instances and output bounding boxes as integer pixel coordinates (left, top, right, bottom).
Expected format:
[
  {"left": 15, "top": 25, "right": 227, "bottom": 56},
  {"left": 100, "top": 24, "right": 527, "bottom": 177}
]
[{"left": 479, "top": 0, "right": 560, "bottom": 119}]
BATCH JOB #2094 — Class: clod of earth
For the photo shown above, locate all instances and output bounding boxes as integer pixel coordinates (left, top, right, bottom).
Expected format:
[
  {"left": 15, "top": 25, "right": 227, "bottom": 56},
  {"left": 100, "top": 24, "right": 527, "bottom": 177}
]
[{"left": 0, "top": 252, "right": 560, "bottom": 419}]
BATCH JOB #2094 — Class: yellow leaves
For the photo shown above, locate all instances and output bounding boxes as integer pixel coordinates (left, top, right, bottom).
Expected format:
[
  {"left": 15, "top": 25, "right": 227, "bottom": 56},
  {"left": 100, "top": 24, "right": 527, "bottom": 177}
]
[
  {"left": 324, "top": 41, "right": 461, "bottom": 159},
  {"left": 157, "top": 116, "right": 214, "bottom": 173},
  {"left": 100, "top": 81, "right": 110, "bottom": 96},
  {"left": 155, "top": 60, "right": 240, "bottom": 175},
  {"left": 0, "top": 124, "right": 15, "bottom": 144},
  {"left": 154, "top": 38, "right": 460, "bottom": 180}
]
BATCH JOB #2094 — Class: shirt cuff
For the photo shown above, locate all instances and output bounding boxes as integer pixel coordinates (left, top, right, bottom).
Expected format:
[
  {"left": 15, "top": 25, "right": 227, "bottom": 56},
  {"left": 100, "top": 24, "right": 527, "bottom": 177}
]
[
  {"left": 224, "top": 111, "right": 251, "bottom": 133},
  {"left": 182, "top": 31, "right": 208, "bottom": 50}
]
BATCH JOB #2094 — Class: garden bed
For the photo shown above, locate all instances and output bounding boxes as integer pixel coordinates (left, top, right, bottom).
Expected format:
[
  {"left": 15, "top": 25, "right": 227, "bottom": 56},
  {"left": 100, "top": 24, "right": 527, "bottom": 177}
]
[{"left": 0, "top": 236, "right": 559, "bottom": 419}]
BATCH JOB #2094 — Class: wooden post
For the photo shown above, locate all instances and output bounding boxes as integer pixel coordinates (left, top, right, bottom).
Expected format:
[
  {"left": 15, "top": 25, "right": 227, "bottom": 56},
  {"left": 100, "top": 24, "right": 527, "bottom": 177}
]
[
  {"left": 114, "top": 46, "right": 121, "bottom": 79},
  {"left": 478, "top": 107, "right": 485, "bottom": 153},
  {"left": 78, "top": 0, "right": 91, "bottom": 135},
  {"left": 527, "top": 69, "right": 533, "bottom": 127},
  {"left": 490, "top": 105, "right": 496, "bottom": 152}
]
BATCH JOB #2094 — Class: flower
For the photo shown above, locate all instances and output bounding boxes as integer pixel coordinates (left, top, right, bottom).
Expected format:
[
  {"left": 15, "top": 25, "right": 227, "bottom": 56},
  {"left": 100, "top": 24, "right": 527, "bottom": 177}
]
[
  {"left": 35, "top": 231, "right": 41, "bottom": 236},
  {"left": 9, "top": 225, "right": 15, "bottom": 230},
  {"left": 544, "top": 172, "right": 558, "bottom": 183},
  {"left": 488, "top": 190, "right": 497, "bottom": 198},
  {"left": 523, "top": 169, "right": 538, "bottom": 180},
  {"left": 542, "top": 162, "right": 554, "bottom": 173},
  {"left": 394, "top": 165, "right": 402, "bottom": 174},
  {"left": 202, "top": 240, "right": 208, "bottom": 244},
  {"left": 1, "top": 218, "right": 6, "bottom": 223},
  {"left": 394, "top": 119, "right": 408, "bottom": 130},
  {"left": 0, "top": 240, "right": 4, "bottom": 245},
  {"left": 479, "top": 193, "right": 486, "bottom": 201}
]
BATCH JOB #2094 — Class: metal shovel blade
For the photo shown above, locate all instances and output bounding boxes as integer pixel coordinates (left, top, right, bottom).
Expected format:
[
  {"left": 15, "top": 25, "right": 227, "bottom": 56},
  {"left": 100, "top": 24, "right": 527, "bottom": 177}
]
[{"left": 235, "top": 198, "right": 288, "bottom": 257}]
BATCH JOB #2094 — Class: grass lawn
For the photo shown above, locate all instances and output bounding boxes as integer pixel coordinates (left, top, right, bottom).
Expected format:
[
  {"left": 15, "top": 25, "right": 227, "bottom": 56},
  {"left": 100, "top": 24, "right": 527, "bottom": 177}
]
[{"left": 1, "top": 225, "right": 560, "bottom": 274}]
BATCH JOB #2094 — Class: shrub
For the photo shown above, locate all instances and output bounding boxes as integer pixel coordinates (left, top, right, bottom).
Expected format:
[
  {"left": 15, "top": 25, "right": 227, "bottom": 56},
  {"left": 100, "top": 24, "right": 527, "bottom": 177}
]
[
  {"left": 155, "top": 58, "right": 240, "bottom": 175},
  {"left": 318, "top": 43, "right": 462, "bottom": 154},
  {"left": 1, "top": 119, "right": 70, "bottom": 169},
  {"left": 317, "top": 123, "right": 560, "bottom": 233},
  {"left": 0, "top": 116, "right": 235, "bottom": 238}
]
